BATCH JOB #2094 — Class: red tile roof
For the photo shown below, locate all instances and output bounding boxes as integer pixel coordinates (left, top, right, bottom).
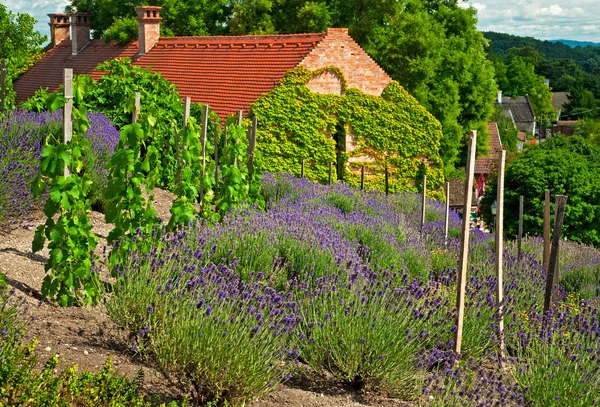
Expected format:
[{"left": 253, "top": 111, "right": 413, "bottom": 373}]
[
  {"left": 14, "top": 33, "right": 326, "bottom": 120},
  {"left": 474, "top": 122, "right": 503, "bottom": 175},
  {"left": 14, "top": 40, "right": 138, "bottom": 102}
]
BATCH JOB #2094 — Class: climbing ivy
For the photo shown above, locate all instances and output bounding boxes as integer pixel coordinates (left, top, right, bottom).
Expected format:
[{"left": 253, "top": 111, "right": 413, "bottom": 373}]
[{"left": 249, "top": 67, "right": 444, "bottom": 196}]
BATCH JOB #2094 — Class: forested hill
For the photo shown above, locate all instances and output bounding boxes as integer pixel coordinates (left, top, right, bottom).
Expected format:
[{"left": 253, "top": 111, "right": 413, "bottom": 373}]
[
  {"left": 484, "top": 31, "right": 600, "bottom": 71},
  {"left": 550, "top": 39, "right": 600, "bottom": 48}
]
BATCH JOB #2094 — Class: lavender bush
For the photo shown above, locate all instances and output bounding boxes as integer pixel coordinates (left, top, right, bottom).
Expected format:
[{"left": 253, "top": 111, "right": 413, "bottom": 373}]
[{"left": 0, "top": 110, "right": 119, "bottom": 232}]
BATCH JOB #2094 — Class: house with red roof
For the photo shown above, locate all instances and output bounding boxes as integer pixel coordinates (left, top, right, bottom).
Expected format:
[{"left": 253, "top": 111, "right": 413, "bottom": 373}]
[{"left": 14, "top": 6, "right": 392, "bottom": 121}]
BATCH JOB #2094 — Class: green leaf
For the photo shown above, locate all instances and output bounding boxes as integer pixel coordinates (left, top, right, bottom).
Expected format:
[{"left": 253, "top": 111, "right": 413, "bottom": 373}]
[{"left": 33, "top": 225, "right": 46, "bottom": 253}]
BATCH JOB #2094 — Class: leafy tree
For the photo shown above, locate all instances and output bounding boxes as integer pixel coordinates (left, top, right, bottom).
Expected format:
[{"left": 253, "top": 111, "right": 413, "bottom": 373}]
[
  {"left": 574, "top": 118, "right": 600, "bottom": 145},
  {"left": 491, "top": 105, "right": 518, "bottom": 152},
  {"left": 481, "top": 136, "right": 600, "bottom": 248},
  {"left": 0, "top": 5, "right": 46, "bottom": 110}
]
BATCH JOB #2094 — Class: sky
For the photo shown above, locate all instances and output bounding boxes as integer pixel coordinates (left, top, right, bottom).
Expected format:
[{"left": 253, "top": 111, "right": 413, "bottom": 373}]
[{"left": 3, "top": 0, "right": 600, "bottom": 43}]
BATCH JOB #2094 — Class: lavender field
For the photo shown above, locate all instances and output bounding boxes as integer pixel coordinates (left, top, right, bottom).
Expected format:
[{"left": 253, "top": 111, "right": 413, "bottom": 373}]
[
  {"left": 1, "top": 110, "right": 600, "bottom": 405},
  {"left": 108, "top": 173, "right": 600, "bottom": 406}
]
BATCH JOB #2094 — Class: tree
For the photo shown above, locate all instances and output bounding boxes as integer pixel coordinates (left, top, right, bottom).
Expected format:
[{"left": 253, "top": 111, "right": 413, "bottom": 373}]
[
  {"left": 0, "top": 5, "right": 46, "bottom": 110},
  {"left": 481, "top": 136, "right": 600, "bottom": 247}
]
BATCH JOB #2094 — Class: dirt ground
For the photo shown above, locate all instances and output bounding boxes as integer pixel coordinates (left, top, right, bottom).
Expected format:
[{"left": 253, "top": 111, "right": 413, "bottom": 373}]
[{"left": 0, "top": 189, "right": 410, "bottom": 407}]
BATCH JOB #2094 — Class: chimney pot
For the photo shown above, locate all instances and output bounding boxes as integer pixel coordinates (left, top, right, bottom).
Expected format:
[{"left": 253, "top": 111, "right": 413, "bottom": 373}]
[
  {"left": 71, "top": 12, "right": 91, "bottom": 56},
  {"left": 497, "top": 91, "right": 503, "bottom": 105},
  {"left": 136, "top": 6, "right": 162, "bottom": 56},
  {"left": 48, "top": 13, "right": 70, "bottom": 46}
]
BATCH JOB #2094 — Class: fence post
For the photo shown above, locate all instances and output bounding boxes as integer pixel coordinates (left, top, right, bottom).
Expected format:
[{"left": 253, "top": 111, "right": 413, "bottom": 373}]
[
  {"left": 0, "top": 59, "right": 6, "bottom": 114},
  {"left": 199, "top": 104, "right": 209, "bottom": 205},
  {"left": 247, "top": 116, "right": 257, "bottom": 179},
  {"left": 183, "top": 96, "right": 191, "bottom": 127},
  {"left": 453, "top": 130, "right": 477, "bottom": 357},
  {"left": 132, "top": 92, "right": 140, "bottom": 123},
  {"left": 518, "top": 195, "right": 524, "bottom": 259},
  {"left": 214, "top": 121, "right": 219, "bottom": 194},
  {"left": 543, "top": 190, "right": 551, "bottom": 270},
  {"left": 63, "top": 68, "right": 73, "bottom": 177},
  {"left": 420, "top": 174, "right": 427, "bottom": 230},
  {"left": 544, "top": 195, "right": 568, "bottom": 314},
  {"left": 444, "top": 181, "right": 450, "bottom": 241},
  {"left": 360, "top": 165, "right": 365, "bottom": 191},
  {"left": 384, "top": 165, "right": 389, "bottom": 195},
  {"left": 495, "top": 150, "right": 507, "bottom": 365}
]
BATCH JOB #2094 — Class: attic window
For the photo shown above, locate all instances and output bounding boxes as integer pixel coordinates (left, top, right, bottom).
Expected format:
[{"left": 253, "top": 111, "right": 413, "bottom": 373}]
[{"left": 153, "top": 10, "right": 157, "bottom": 17}]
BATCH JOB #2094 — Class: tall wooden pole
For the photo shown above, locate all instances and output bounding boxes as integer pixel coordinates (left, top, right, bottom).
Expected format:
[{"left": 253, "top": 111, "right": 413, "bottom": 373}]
[
  {"left": 543, "top": 190, "right": 551, "bottom": 271},
  {"left": 420, "top": 174, "right": 427, "bottom": 230},
  {"left": 199, "top": 104, "right": 208, "bottom": 205},
  {"left": 544, "top": 195, "right": 568, "bottom": 314},
  {"left": 237, "top": 110, "right": 243, "bottom": 126},
  {"left": 1, "top": 59, "right": 7, "bottom": 113},
  {"left": 213, "top": 121, "right": 219, "bottom": 194},
  {"left": 495, "top": 150, "right": 507, "bottom": 364},
  {"left": 63, "top": 68, "right": 73, "bottom": 177},
  {"left": 132, "top": 92, "right": 140, "bottom": 123},
  {"left": 247, "top": 116, "right": 257, "bottom": 179},
  {"left": 183, "top": 96, "right": 191, "bottom": 127},
  {"left": 453, "top": 130, "right": 477, "bottom": 357},
  {"left": 518, "top": 195, "right": 524, "bottom": 259},
  {"left": 444, "top": 181, "right": 450, "bottom": 241},
  {"left": 360, "top": 165, "right": 365, "bottom": 191}
]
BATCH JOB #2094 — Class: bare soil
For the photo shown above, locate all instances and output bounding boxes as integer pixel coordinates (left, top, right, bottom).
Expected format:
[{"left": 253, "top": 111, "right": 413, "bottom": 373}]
[{"left": 0, "top": 189, "right": 410, "bottom": 407}]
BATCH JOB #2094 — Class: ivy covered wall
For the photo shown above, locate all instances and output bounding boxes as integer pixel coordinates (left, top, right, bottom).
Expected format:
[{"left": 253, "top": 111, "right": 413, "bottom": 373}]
[{"left": 249, "top": 67, "right": 444, "bottom": 196}]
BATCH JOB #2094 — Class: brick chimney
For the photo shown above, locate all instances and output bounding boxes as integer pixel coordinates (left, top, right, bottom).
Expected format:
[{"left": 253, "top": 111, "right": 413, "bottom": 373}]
[
  {"left": 136, "top": 6, "right": 162, "bottom": 56},
  {"left": 48, "top": 14, "right": 70, "bottom": 46},
  {"left": 71, "top": 12, "right": 91, "bottom": 56}
]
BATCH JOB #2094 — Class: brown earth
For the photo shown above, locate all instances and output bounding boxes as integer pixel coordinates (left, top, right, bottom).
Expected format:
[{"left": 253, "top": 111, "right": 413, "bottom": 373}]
[{"left": 0, "top": 188, "right": 411, "bottom": 407}]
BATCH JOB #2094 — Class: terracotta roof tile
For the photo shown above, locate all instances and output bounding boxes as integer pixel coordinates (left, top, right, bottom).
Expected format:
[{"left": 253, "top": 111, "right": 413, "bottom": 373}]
[{"left": 474, "top": 122, "right": 503, "bottom": 175}]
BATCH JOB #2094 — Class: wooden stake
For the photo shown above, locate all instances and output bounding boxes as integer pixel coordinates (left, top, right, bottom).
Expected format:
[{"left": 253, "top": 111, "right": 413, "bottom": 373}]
[
  {"left": 444, "top": 181, "right": 450, "bottom": 241},
  {"left": 301, "top": 160, "right": 305, "bottom": 178},
  {"left": 237, "top": 110, "right": 243, "bottom": 126},
  {"left": 183, "top": 96, "right": 191, "bottom": 127},
  {"left": 199, "top": 104, "right": 209, "bottom": 205},
  {"left": 544, "top": 195, "right": 568, "bottom": 314},
  {"left": 518, "top": 195, "right": 524, "bottom": 259},
  {"left": 385, "top": 165, "right": 389, "bottom": 195},
  {"left": 214, "top": 121, "right": 219, "bottom": 194},
  {"left": 543, "top": 190, "right": 551, "bottom": 271},
  {"left": 453, "top": 130, "right": 477, "bottom": 357},
  {"left": 63, "top": 68, "right": 73, "bottom": 177},
  {"left": 0, "top": 59, "right": 6, "bottom": 113},
  {"left": 328, "top": 162, "right": 333, "bottom": 185},
  {"left": 132, "top": 92, "right": 140, "bottom": 123},
  {"left": 421, "top": 174, "right": 427, "bottom": 230},
  {"left": 360, "top": 165, "right": 365, "bottom": 191},
  {"left": 174, "top": 125, "right": 181, "bottom": 185},
  {"left": 495, "top": 150, "right": 507, "bottom": 364},
  {"left": 247, "top": 116, "right": 257, "bottom": 179}
]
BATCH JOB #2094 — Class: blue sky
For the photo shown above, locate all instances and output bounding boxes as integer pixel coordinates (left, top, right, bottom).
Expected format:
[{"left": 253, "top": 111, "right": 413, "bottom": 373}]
[{"left": 3, "top": 0, "right": 600, "bottom": 43}]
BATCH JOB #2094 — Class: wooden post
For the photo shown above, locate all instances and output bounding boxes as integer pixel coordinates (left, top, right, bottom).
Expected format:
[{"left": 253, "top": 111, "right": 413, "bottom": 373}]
[
  {"left": 444, "top": 182, "right": 450, "bottom": 241},
  {"left": 174, "top": 125, "right": 181, "bottom": 185},
  {"left": 543, "top": 190, "right": 551, "bottom": 271},
  {"left": 63, "top": 68, "right": 73, "bottom": 177},
  {"left": 495, "top": 150, "right": 507, "bottom": 364},
  {"left": 360, "top": 165, "right": 365, "bottom": 191},
  {"left": 199, "top": 104, "right": 209, "bottom": 204},
  {"left": 544, "top": 195, "right": 568, "bottom": 315},
  {"left": 132, "top": 92, "right": 140, "bottom": 123},
  {"left": 0, "top": 59, "right": 6, "bottom": 114},
  {"left": 213, "top": 121, "right": 219, "bottom": 194},
  {"left": 183, "top": 96, "right": 191, "bottom": 127},
  {"left": 518, "top": 195, "right": 524, "bottom": 259},
  {"left": 420, "top": 174, "right": 427, "bottom": 230},
  {"left": 384, "top": 165, "right": 389, "bottom": 195},
  {"left": 237, "top": 110, "right": 243, "bottom": 126},
  {"left": 301, "top": 160, "right": 305, "bottom": 178},
  {"left": 453, "top": 130, "right": 477, "bottom": 357},
  {"left": 247, "top": 116, "right": 257, "bottom": 179},
  {"left": 328, "top": 162, "right": 333, "bottom": 185}
]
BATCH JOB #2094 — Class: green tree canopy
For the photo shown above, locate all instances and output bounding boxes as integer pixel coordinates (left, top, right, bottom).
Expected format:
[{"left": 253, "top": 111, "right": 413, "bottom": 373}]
[
  {"left": 0, "top": 4, "right": 46, "bottom": 109},
  {"left": 481, "top": 136, "right": 600, "bottom": 247}
]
